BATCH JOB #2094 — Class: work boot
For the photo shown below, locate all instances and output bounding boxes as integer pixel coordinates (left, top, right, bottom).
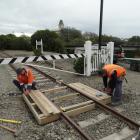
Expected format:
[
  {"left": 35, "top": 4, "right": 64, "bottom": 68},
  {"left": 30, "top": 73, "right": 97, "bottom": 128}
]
[{"left": 111, "top": 101, "right": 122, "bottom": 106}]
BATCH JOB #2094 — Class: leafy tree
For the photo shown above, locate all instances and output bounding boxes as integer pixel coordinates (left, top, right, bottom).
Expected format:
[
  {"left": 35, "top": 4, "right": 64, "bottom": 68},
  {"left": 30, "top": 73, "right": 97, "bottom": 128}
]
[
  {"left": 59, "top": 27, "right": 84, "bottom": 48},
  {"left": 60, "top": 28, "right": 82, "bottom": 42},
  {"left": 31, "top": 29, "right": 65, "bottom": 53},
  {"left": 0, "top": 35, "right": 7, "bottom": 50},
  {"left": 127, "top": 36, "right": 140, "bottom": 45},
  {"left": 0, "top": 34, "right": 32, "bottom": 50},
  {"left": 13, "top": 36, "right": 31, "bottom": 50}
]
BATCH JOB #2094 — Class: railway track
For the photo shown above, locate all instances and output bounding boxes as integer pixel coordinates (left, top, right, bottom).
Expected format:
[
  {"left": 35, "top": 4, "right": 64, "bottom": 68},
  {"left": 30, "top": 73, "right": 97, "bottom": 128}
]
[{"left": 0, "top": 51, "right": 140, "bottom": 140}]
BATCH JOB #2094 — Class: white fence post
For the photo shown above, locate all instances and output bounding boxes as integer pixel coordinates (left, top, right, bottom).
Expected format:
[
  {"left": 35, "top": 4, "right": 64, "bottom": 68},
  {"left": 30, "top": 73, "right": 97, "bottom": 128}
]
[
  {"left": 36, "top": 39, "right": 44, "bottom": 54},
  {"left": 84, "top": 40, "right": 92, "bottom": 76},
  {"left": 36, "top": 40, "right": 37, "bottom": 50},
  {"left": 41, "top": 39, "right": 44, "bottom": 54},
  {"left": 53, "top": 60, "right": 55, "bottom": 69},
  {"left": 108, "top": 42, "right": 114, "bottom": 64}
]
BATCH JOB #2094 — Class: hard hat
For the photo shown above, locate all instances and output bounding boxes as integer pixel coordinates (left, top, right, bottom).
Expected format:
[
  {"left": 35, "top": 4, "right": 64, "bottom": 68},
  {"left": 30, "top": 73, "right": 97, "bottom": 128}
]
[{"left": 16, "top": 68, "right": 24, "bottom": 75}]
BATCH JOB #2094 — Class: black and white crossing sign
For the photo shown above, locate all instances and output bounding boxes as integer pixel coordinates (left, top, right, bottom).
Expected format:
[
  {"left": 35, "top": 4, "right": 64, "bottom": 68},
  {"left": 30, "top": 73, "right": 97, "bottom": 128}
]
[{"left": 0, "top": 53, "right": 85, "bottom": 65}]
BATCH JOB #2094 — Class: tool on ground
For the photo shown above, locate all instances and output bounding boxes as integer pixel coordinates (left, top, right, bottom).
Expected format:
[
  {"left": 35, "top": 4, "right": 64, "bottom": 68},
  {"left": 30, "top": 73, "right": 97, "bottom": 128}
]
[
  {"left": 14, "top": 126, "right": 23, "bottom": 137},
  {"left": 0, "top": 124, "right": 16, "bottom": 134},
  {"left": 8, "top": 92, "right": 22, "bottom": 96},
  {"left": 124, "top": 77, "right": 128, "bottom": 83},
  {"left": 96, "top": 92, "right": 103, "bottom": 97},
  {"left": 0, "top": 118, "right": 21, "bottom": 124}
]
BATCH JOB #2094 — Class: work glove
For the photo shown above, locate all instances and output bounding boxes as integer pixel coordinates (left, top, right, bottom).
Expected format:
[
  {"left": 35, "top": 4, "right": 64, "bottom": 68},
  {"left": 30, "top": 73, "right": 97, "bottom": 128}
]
[
  {"left": 23, "top": 89, "right": 30, "bottom": 96},
  {"left": 27, "top": 84, "right": 32, "bottom": 90},
  {"left": 20, "top": 84, "right": 26, "bottom": 92},
  {"left": 23, "top": 84, "right": 31, "bottom": 95}
]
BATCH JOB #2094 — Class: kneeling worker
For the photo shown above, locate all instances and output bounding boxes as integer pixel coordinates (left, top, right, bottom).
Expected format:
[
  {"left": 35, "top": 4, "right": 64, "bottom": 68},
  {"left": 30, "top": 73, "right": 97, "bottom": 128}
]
[
  {"left": 13, "top": 67, "right": 36, "bottom": 95},
  {"left": 102, "top": 64, "right": 126, "bottom": 105}
]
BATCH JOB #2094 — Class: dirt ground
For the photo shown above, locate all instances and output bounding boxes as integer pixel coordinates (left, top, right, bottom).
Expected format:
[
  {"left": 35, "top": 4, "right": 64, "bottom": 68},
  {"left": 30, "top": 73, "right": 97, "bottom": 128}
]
[{"left": 2, "top": 50, "right": 59, "bottom": 57}]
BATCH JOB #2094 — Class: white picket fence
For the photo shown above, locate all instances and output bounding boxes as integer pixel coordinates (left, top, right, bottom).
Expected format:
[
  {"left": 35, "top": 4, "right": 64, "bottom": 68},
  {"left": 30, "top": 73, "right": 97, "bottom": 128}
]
[{"left": 84, "top": 41, "right": 114, "bottom": 76}]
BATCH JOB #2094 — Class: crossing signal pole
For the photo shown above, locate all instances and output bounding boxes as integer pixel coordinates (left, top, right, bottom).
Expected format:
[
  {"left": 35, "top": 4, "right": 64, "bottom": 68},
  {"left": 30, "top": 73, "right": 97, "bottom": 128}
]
[{"left": 99, "top": 0, "right": 104, "bottom": 50}]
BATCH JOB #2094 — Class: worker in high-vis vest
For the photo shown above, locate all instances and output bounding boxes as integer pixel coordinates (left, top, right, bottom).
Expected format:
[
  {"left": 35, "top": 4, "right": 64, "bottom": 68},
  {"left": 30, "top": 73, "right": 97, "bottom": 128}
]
[
  {"left": 13, "top": 67, "right": 36, "bottom": 95},
  {"left": 102, "top": 64, "right": 126, "bottom": 105}
]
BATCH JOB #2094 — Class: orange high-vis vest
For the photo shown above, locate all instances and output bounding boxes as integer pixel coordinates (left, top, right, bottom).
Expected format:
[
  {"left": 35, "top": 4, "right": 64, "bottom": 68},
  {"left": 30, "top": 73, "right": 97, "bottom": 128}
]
[
  {"left": 17, "top": 68, "right": 35, "bottom": 85},
  {"left": 103, "top": 64, "right": 126, "bottom": 78}
]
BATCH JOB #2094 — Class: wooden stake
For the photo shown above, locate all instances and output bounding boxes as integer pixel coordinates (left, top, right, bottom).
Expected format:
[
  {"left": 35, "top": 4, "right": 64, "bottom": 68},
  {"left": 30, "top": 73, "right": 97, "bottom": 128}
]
[{"left": 0, "top": 124, "right": 16, "bottom": 133}]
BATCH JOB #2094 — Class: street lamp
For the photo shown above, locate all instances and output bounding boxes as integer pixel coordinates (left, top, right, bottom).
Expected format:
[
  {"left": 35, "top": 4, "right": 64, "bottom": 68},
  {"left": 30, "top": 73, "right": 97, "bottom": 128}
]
[{"left": 99, "top": 0, "right": 104, "bottom": 50}]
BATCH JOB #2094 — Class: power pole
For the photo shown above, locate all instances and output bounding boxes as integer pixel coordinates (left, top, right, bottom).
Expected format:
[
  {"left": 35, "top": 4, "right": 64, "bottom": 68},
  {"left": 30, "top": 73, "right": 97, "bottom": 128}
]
[{"left": 99, "top": 0, "right": 104, "bottom": 50}]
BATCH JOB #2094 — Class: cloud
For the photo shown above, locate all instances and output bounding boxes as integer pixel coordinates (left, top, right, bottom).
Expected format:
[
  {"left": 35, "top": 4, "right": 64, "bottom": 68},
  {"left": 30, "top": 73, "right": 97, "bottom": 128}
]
[{"left": 0, "top": 0, "right": 140, "bottom": 37}]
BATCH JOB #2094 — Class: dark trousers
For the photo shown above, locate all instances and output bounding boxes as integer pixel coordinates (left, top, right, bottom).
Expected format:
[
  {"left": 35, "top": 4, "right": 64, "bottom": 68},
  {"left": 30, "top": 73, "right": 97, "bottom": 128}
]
[
  {"left": 13, "top": 80, "right": 36, "bottom": 91},
  {"left": 112, "top": 78, "right": 123, "bottom": 102}
]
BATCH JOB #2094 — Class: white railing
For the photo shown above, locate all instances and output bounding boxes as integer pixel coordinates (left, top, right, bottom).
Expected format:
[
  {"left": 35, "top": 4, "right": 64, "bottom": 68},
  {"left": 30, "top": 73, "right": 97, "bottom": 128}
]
[{"left": 84, "top": 41, "right": 114, "bottom": 76}]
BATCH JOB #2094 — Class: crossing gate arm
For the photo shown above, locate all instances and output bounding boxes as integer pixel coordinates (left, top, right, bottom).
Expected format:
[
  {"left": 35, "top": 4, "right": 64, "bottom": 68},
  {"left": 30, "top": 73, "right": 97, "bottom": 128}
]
[
  {"left": 120, "top": 58, "right": 140, "bottom": 64},
  {"left": 0, "top": 53, "right": 85, "bottom": 65}
]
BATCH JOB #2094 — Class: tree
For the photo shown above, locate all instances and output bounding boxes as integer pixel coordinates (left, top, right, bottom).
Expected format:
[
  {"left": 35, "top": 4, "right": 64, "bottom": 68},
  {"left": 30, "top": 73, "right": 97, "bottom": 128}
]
[
  {"left": 127, "top": 36, "right": 140, "bottom": 45},
  {"left": 13, "top": 36, "right": 31, "bottom": 50},
  {"left": 0, "top": 35, "right": 7, "bottom": 50},
  {"left": 31, "top": 29, "right": 65, "bottom": 53},
  {"left": 59, "top": 27, "right": 84, "bottom": 48},
  {"left": 0, "top": 34, "right": 32, "bottom": 50},
  {"left": 60, "top": 28, "right": 82, "bottom": 42}
]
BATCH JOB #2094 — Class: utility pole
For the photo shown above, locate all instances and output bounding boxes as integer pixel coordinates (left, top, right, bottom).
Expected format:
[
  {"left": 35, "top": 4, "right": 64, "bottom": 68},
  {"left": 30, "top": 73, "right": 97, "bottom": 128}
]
[{"left": 99, "top": 0, "right": 104, "bottom": 50}]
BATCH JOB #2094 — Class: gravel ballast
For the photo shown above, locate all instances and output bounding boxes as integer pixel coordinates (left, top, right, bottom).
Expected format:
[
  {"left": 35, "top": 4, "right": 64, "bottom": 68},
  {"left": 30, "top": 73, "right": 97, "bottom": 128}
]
[{"left": 0, "top": 50, "right": 140, "bottom": 140}]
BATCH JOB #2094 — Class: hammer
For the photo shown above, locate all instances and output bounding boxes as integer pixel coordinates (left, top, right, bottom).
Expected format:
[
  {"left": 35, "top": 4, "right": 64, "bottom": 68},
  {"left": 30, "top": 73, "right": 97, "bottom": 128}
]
[
  {"left": 14, "top": 126, "right": 23, "bottom": 137},
  {"left": 0, "top": 124, "right": 16, "bottom": 133},
  {"left": 0, "top": 124, "right": 22, "bottom": 137}
]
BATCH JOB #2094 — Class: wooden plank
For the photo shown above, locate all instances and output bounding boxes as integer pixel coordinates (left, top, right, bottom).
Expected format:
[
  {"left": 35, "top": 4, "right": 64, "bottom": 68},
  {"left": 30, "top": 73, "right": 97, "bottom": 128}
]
[
  {"left": 23, "top": 93, "right": 61, "bottom": 125},
  {"left": 36, "top": 79, "right": 50, "bottom": 83},
  {"left": 52, "top": 93, "right": 79, "bottom": 101},
  {"left": 68, "top": 83, "right": 111, "bottom": 104},
  {"left": 61, "top": 100, "right": 93, "bottom": 112},
  {"left": 23, "top": 94, "right": 43, "bottom": 124},
  {"left": 29, "top": 91, "right": 52, "bottom": 115},
  {"left": 69, "top": 83, "right": 111, "bottom": 104},
  {"left": 29, "top": 90, "right": 60, "bottom": 115},
  {"left": 41, "top": 86, "right": 67, "bottom": 93},
  {"left": 38, "top": 113, "right": 60, "bottom": 125},
  {"left": 31, "top": 90, "right": 60, "bottom": 114},
  {"left": 29, "top": 91, "right": 48, "bottom": 115},
  {"left": 65, "top": 103, "right": 95, "bottom": 117}
]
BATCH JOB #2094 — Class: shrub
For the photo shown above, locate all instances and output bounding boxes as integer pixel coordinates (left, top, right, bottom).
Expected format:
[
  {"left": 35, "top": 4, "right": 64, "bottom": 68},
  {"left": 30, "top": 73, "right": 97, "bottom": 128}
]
[
  {"left": 98, "top": 62, "right": 105, "bottom": 75},
  {"left": 33, "top": 48, "right": 42, "bottom": 56},
  {"left": 73, "top": 58, "right": 84, "bottom": 74}
]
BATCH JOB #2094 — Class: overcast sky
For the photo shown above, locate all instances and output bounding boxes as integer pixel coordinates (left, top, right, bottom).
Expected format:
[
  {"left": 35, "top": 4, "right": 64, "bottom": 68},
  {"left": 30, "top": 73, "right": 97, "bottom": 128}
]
[{"left": 0, "top": 0, "right": 140, "bottom": 38}]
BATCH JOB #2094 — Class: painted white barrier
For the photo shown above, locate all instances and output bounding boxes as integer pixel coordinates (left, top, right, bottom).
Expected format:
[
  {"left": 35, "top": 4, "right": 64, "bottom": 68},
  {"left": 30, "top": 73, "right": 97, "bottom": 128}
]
[
  {"left": 36, "top": 39, "right": 43, "bottom": 54},
  {"left": 84, "top": 41, "right": 114, "bottom": 76}
]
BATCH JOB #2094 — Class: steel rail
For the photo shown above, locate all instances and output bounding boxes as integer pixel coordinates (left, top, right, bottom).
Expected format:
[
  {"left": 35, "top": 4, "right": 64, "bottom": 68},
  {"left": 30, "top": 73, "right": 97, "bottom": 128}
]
[
  {"left": 65, "top": 83, "right": 140, "bottom": 128},
  {"left": 10, "top": 64, "right": 93, "bottom": 140},
  {"left": 61, "top": 112, "right": 92, "bottom": 140},
  {"left": 28, "top": 64, "right": 140, "bottom": 129}
]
